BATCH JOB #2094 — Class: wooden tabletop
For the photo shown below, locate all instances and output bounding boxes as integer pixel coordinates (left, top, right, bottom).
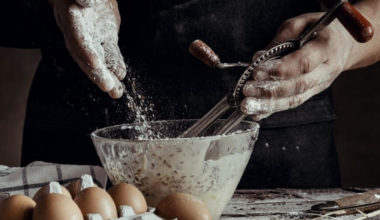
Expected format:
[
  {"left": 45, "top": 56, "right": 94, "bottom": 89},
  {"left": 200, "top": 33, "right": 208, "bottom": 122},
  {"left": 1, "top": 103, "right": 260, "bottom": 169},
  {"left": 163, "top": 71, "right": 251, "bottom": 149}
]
[{"left": 221, "top": 189, "right": 377, "bottom": 219}]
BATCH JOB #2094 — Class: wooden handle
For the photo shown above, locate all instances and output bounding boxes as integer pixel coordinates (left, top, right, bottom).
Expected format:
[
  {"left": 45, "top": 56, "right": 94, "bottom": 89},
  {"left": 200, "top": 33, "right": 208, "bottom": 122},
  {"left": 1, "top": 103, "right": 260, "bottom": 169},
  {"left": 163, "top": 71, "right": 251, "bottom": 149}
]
[
  {"left": 320, "top": 0, "right": 374, "bottom": 43},
  {"left": 189, "top": 40, "right": 220, "bottom": 67}
]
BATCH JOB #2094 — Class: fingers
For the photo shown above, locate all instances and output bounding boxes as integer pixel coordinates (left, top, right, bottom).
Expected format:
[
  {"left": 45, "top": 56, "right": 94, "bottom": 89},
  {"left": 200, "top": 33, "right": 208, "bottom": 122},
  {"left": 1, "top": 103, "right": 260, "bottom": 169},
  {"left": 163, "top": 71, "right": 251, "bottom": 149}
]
[
  {"left": 108, "top": 78, "right": 124, "bottom": 98},
  {"left": 243, "top": 63, "right": 322, "bottom": 99},
  {"left": 245, "top": 32, "right": 339, "bottom": 100},
  {"left": 272, "top": 40, "right": 328, "bottom": 78},
  {"left": 251, "top": 113, "right": 272, "bottom": 121},
  {"left": 251, "top": 34, "right": 328, "bottom": 82},
  {"left": 102, "top": 41, "right": 127, "bottom": 80},
  {"left": 251, "top": 50, "right": 266, "bottom": 62},
  {"left": 243, "top": 81, "right": 334, "bottom": 118},
  {"left": 242, "top": 78, "right": 332, "bottom": 117},
  {"left": 76, "top": 0, "right": 106, "bottom": 8},
  {"left": 65, "top": 35, "right": 117, "bottom": 93},
  {"left": 252, "top": 41, "right": 327, "bottom": 82},
  {"left": 99, "top": 40, "right": 126, "bottom": 99},
  {"left": 67, "top": 36, "right": 125, "bottom": 98},
  {"left": 242, "top": 12, "right": 349, "bottom": 120},
  {"left": 251, "top": 58, "right": 282, "bottom": 81},
  {"left": 61, "top": 5, "right": 125, "bottom": 98}
]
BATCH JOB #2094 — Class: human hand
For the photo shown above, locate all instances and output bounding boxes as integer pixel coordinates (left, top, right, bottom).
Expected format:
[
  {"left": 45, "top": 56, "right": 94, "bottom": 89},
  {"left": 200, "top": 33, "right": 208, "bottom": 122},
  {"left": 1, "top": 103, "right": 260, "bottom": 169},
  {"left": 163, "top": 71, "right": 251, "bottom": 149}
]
[
  {"left": 51, "top": 0, "right": 126, "bottom": 98},
  {"left": 240, "top": 13, "right": 355, "bottom": 121}
]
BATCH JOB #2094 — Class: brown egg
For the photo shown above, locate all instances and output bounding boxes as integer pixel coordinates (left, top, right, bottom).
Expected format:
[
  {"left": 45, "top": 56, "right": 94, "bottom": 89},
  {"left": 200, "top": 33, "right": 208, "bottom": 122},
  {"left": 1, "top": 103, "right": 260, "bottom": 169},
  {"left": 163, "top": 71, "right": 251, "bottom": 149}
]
[
  {"left": 66, "top": 179, "right": 81, "bottom": 198},
  {"left": 66, "top": 174, "right": 100, "bottom": 199},
  {"left": 66, "top": 179, "right": 98, "bottom": 199},
  {"left": 156, "top": 193, "right": 212, "bottom": 220},
  {"left": 33, "top": 182, "right": 72, "bottom": 202},
  {"left": 107, "top": 183, "right": 148, "bottom": 214},
  {"left": 74, "top": 187, "right": 117, "bottom": 219},
  {"left": 0, "top": 194, "right": 36, "bottom": 220},
  {"left": 66, "top": 179, "right": 80, "bottom": 198},
  {"left": 33, "top": 193, "right": 83, "bottom": 220}
]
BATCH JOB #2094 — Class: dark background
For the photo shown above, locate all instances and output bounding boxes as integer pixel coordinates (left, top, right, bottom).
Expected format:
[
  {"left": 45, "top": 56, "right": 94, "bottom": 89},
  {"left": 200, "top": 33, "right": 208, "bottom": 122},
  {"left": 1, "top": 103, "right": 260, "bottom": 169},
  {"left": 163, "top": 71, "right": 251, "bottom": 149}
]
[{"left": 0, "top": 47, "right": 379, "bottom": 187}]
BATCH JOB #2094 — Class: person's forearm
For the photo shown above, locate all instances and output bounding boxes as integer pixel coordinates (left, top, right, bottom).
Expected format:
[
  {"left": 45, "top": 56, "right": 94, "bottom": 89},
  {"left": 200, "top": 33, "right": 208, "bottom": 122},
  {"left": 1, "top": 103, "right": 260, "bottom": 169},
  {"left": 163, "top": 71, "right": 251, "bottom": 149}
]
[{"left": 346, "top": 0, "right": 380, "bottom": 70}]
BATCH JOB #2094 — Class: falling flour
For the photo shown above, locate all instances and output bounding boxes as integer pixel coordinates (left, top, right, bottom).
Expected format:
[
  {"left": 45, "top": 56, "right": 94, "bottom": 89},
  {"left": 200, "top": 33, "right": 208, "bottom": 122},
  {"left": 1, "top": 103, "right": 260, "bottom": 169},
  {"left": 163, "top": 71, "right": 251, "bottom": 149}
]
[
  {"left": 66, "top": 0, "right": 159, "bottom": 139},
  {"left": 63, "top": 0, "right": 125, "bottom": 91},
  {"left": 122, "top": 69, "right": 161, "bottom": 140}
]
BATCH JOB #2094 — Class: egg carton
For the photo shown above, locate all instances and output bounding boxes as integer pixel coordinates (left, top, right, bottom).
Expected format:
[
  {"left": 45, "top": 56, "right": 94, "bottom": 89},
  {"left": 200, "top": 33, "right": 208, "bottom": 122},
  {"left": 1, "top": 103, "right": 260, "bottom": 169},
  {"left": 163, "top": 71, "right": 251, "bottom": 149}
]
[
  {"left": 88, "top": 206, "right": 177, "bottom": 220},
  {"left": 0, "top": 193, "right": 9, "bottom": 202}
]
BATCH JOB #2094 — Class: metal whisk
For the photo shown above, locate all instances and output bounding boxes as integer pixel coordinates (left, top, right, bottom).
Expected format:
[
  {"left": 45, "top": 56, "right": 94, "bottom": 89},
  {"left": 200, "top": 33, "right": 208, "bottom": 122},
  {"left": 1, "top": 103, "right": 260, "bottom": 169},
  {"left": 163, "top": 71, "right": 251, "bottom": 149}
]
[{"left": 181, "top": 0, "right": 373, "bottom": 138}]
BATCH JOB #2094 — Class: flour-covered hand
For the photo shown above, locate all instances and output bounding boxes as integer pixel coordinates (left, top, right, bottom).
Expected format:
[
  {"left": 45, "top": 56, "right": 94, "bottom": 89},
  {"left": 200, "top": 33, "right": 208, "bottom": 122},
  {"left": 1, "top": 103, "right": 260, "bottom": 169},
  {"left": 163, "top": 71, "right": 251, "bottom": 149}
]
[
  {"left": 51, "top": 0, "right": 126, "bottom": 98},
  {"left": 240, "top": 13, "right": 355, "bottom": 120}
]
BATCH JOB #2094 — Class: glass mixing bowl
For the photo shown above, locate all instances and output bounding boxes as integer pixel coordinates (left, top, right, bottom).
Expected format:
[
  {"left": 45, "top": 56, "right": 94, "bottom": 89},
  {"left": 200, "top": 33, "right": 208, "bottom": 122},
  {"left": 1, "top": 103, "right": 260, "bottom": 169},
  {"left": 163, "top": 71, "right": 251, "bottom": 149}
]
[{"left": 91, "top": 119, "right": 259, "bottom": 220}]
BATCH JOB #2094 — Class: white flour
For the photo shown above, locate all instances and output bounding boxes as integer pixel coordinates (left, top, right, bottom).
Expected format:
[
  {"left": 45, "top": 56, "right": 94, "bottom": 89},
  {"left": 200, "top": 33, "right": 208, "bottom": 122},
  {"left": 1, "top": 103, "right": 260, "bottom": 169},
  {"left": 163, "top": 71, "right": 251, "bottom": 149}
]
[
  {"left": 123, "top": 78, "right": 159, "bottom": 140},
  {"left": 241, "top": 97, "right": 271, "bottom": 115},
  {"left": 98, "top": 131, "right": 254, "bottom": 220},
  {"left": 76, "top": 0, "right": 106, "bottom": 8},
  {"left": 67, "top": 1, "right": 158, "bottom": 137},
  {"left": 243, "top": 80, "right": 281, "bottom": 96},
  {"left": 64, "top": 1, "right": 124, "bottom": 91}
]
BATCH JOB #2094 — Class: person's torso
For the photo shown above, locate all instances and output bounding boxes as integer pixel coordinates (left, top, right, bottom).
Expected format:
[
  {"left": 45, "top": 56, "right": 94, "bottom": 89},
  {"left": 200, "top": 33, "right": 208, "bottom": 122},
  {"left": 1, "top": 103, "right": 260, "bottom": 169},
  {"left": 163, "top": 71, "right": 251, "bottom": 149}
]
[{"left": 30, "top": 0, "right": 333, "bottom": 131}]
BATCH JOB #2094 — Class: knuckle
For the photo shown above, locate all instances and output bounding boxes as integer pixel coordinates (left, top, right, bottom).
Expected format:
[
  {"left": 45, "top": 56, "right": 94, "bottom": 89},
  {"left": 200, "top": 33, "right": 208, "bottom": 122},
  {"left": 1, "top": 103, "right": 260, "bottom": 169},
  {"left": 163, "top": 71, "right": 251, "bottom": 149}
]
[
  {"left": 115, "top": 66, "right": 127, "bottom": 80},
  {"left": 108, "top": 85, "right": 124, "bottom": 99},
  {"left": 253, "top": 71, "right": 269, "bottom": 81},
  {"left": 294, "top": 80, "right": 307, "bottom": 94},
  {"left": 331, "top": 63, "right": 344, "bottom": 74},
  {"left": 243, "top": 81, "right": 254, "bottom": 96},
  {"left": 240, "top": 98, "right": 252, "bottom": 114},
  {"left": 253, "top": 81, "right": 280, "bottom": 98},
  {"left": 273, "top": 84, "right": 287, "bottom": 97},
  {"left": 281, "top": 18, "right": 295, "bottom": 30},
  {"left": 86, "top": 57, "right": 100, "bottom": 70},
  {"left": 288, "top": 96, "right": 303, "bottom": 108},
  {"left": 280, "top": 18, "right": 301, "bottom": 36},
  {"left": 273, "top": 62, "right": 289, "bottom": 77},
  {"left": 252, "top": 50, "right": 266, "bottom": 62},
  {"left": 299, "top": 56, "right": 313, "bottom": 74},
  {"left": 241, "top": 98, "right": 270, "bottom": 115}
]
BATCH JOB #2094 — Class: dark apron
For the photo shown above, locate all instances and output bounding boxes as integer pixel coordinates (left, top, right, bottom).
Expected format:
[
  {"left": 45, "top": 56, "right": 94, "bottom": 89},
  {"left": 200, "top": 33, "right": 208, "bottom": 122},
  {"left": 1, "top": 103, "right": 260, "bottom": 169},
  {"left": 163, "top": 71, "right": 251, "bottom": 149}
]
[{"left": 18, "top": 0, "right": 340, "bottom": 187}]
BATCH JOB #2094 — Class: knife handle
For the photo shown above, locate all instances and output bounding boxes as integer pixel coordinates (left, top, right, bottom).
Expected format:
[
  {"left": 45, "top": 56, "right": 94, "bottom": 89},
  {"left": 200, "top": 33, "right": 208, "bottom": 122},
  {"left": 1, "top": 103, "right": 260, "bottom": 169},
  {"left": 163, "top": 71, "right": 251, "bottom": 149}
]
[{"left": 319, "top": 0, "right": 374, "bottom": 42}]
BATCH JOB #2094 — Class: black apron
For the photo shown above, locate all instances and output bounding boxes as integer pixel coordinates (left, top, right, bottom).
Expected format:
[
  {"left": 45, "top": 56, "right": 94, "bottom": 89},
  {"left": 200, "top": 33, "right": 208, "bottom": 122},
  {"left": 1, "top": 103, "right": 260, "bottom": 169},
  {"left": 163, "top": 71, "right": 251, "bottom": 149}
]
[{"left": 1, "top": 0, "right": 340, "bottom": 188}]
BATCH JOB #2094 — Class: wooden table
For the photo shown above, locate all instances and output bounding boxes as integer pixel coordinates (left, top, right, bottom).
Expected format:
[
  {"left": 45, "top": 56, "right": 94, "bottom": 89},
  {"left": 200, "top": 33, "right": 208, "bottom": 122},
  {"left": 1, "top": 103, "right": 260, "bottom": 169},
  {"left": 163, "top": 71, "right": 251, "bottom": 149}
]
[{"left": 221, "top": 189, "right": 378, "bottom": 219}]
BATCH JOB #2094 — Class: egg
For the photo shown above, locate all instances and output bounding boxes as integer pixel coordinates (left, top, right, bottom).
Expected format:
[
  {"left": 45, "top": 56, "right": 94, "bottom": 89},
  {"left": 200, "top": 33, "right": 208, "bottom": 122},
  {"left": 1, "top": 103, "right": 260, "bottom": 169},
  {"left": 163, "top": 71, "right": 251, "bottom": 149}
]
[
  {"left": 33, "top": 193, "right": 83, "bottom": 220},
  {"left": 0, "top": 194, "right": 36, "bottom": 220},
  {"left": 107, "top": 183, "right": 148, "bottom": 214},
  {"left": 67, "top": 175, "right": 98, "bottom": 198},
  {"left": 66, "top": 179, "right": 81, "bottom": 198},
  {"left": 155, "top": 193, "right": 212, "bottom": 220},
  {"left": 74, "top": 187, "right": 117, "bottom": 219},
  {"left": 33, "top": 182, "right": 72, "bottom": 202}
]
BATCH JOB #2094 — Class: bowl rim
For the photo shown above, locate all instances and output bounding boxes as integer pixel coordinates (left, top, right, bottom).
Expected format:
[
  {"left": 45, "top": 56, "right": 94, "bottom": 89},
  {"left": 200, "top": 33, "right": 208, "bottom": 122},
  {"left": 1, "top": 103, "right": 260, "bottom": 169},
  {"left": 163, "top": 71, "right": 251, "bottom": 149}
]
[{"left": 91, "top": 119, "right": 259, "bottom": 142}]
